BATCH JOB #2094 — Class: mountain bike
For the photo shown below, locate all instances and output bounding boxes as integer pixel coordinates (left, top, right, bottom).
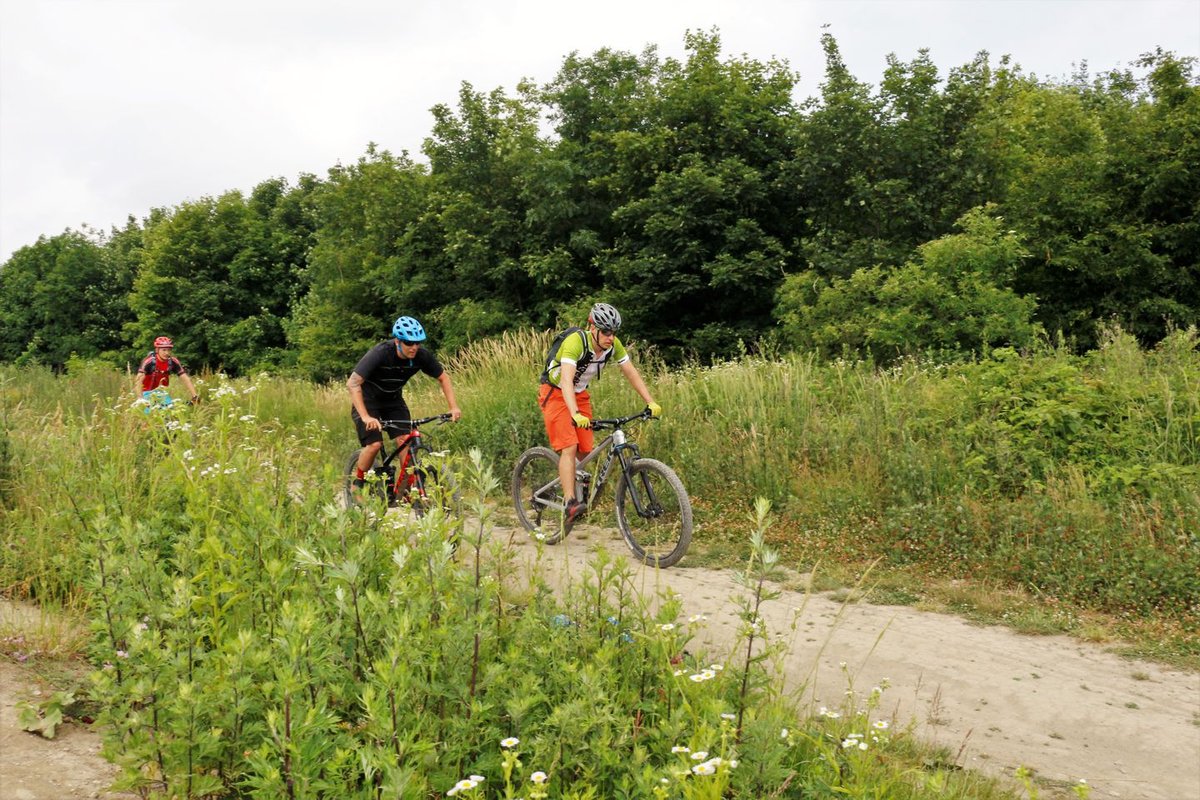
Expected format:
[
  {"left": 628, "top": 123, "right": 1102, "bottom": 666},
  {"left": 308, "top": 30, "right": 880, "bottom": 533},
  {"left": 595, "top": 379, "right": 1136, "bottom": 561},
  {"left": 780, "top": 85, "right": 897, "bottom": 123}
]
[
  {"left": 342, "top": 413, "right": 461, "bottom": 517},
  {"left": 511, "top": 409, "right": 692, "bottom": 567}
]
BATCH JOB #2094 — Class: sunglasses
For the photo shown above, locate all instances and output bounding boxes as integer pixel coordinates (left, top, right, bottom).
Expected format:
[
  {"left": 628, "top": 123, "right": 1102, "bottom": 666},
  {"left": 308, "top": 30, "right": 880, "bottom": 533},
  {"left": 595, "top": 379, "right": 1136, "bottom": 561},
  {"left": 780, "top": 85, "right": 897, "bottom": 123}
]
[
  {"left": 397, "top": 340, "right": 420, "bottom": 347},
  {"left": 596, "top": 328, "right": 616, "bottom": 336}
]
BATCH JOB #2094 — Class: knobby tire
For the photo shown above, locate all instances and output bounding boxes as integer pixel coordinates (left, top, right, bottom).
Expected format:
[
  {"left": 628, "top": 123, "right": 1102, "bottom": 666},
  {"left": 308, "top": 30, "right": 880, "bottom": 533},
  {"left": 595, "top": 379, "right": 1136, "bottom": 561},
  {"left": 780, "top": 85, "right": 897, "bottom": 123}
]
[{"left": 615, "top": 458, "right": 692, "bottom": 568}]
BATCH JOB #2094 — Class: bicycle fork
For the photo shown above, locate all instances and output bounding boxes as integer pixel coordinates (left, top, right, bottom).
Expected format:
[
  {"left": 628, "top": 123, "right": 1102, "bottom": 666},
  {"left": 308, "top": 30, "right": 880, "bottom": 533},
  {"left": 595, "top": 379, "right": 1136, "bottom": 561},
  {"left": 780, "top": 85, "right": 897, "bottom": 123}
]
[{"left": 611, "top": 434, "right": 664, "bottom": 519}]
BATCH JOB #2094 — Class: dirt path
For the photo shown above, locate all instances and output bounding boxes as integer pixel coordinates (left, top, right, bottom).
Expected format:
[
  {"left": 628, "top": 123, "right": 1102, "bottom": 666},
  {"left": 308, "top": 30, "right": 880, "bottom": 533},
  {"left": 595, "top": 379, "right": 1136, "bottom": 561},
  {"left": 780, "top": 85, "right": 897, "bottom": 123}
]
[
  {"left": 499, "top": 519, "right": 1200, "bottom": 800},
  {"left": 1, "top": 520, "right": 1197, "bottom": 800},
  {"left": 0, "top": 601, "right": 134, "bottom": 800}
]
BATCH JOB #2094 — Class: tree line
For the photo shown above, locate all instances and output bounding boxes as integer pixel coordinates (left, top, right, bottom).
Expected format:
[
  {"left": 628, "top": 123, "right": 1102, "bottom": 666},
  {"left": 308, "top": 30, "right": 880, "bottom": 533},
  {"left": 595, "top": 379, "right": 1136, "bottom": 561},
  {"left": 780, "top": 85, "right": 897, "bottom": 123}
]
[{"left": 1, "top": 31, "right": 1196, "bottom": 380}]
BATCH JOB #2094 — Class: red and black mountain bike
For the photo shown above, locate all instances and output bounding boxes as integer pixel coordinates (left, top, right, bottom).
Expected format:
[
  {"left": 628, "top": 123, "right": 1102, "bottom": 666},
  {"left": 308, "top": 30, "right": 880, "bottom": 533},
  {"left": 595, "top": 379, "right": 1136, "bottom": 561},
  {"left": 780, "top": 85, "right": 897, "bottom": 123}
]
[{"left": 342, "top": 413, "right": 461, "bottom": 517}]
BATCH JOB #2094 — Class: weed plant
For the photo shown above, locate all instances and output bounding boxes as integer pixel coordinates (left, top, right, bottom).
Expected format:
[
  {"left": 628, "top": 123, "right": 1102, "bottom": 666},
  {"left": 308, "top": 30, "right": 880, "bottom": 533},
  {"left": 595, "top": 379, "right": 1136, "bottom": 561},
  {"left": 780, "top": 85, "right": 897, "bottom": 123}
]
[{"left": 76, "top": 444, "right": 1020, "bottom": 799}]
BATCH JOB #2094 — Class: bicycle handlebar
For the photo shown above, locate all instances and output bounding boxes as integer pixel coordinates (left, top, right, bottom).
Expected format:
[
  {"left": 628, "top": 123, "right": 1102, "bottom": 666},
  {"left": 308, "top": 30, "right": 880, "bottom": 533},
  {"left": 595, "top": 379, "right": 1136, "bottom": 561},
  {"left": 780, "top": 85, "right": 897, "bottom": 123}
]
[
  {"left": 376, "top": 413, "right": 454, "bottom": 427},
  {"left": 591, "top": 408, "right": 654, "bottom": 430}
]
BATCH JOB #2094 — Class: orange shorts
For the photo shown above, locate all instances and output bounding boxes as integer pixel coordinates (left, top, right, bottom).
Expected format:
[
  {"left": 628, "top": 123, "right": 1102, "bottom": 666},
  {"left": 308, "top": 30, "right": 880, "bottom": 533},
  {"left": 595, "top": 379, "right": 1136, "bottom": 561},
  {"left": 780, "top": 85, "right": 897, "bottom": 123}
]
[{"left": 539, "top": 384, "right": 594, "bottom": 454}]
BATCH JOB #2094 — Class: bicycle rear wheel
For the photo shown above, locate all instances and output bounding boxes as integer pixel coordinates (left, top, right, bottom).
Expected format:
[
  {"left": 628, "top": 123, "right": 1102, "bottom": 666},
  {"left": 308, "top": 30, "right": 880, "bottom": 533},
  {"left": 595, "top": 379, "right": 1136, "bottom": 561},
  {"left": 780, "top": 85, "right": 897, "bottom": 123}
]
[
  {"left": 511, "top": 446, "right": 568, "bottom": 544},
  {"left": 343, "top": 449, "right": 390, "bottom": 509},
  {"left": 615, "top": 458, "right": 692, "bottom": 567}
]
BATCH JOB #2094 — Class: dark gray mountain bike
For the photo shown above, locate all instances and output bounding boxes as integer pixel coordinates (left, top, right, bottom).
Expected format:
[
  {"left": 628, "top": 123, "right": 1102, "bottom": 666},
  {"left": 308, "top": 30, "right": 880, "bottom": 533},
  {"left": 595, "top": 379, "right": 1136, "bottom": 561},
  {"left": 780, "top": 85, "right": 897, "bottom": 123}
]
[{"left": 511, "top": 409, "right": 692, "bottom": 567}]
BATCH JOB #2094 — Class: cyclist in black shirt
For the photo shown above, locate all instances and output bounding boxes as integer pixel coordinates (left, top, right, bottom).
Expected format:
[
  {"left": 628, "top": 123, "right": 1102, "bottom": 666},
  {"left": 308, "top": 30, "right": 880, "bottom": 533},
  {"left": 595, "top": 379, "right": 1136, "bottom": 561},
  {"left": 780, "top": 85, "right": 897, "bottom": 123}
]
[{"left": 347, "top": 316, "right": 461, "bottom": 492}]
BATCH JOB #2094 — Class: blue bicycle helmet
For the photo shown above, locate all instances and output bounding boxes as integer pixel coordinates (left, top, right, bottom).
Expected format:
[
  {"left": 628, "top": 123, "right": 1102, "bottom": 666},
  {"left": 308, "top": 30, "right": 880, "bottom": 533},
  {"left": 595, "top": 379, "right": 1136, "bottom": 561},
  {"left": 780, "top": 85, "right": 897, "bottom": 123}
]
[{"left": 391, "top": 315, "right": 427, "bottom": 342}]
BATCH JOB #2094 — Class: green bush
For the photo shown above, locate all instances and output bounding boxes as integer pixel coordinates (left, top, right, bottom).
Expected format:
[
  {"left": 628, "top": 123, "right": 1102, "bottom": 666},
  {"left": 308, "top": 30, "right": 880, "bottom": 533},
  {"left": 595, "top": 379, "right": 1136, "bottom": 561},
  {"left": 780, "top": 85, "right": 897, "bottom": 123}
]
[{"left": 776, "top": 207, "right": 1041, "bottom": 363}]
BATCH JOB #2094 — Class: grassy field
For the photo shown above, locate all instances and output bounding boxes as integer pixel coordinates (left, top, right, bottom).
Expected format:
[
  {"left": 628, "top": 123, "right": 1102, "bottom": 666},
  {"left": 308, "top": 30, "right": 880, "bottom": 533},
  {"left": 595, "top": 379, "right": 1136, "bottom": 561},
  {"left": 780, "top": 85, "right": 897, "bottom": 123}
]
[{"left": 0, "top": 328, "right": 1195, "bottom": 797}]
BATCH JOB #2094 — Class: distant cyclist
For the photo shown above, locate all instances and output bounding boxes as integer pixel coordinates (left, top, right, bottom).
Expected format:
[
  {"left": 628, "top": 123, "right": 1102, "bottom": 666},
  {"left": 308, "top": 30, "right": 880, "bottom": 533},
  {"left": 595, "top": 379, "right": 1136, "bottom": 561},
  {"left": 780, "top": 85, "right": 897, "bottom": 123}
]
[
  {"left": 134, "top": 336, "right": 198, "bottom": 405},
  {"left": 538, "top": 302, "right": 660, "bottom": 527},
  {"left": 347, "top": 315, "right": 462, "bottom": 494}
]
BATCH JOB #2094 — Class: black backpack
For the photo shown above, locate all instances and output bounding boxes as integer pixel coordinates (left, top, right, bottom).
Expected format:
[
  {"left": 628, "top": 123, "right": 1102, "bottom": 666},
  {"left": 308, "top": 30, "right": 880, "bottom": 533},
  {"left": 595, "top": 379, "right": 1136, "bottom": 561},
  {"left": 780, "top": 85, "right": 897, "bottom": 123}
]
[{"left": 539, "top": 327, "right": 593, "bottom": 386}]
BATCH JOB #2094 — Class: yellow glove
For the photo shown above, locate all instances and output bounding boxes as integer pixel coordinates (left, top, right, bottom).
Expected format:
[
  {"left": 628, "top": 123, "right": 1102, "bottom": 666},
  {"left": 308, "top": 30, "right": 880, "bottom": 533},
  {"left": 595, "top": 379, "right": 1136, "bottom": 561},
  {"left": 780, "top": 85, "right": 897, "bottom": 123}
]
[
  {"left": 647, "top": 402, "right": 662, "bottom": 418},
  {"left": 572, "top": 412, "right": 591, "bottom": 429}
]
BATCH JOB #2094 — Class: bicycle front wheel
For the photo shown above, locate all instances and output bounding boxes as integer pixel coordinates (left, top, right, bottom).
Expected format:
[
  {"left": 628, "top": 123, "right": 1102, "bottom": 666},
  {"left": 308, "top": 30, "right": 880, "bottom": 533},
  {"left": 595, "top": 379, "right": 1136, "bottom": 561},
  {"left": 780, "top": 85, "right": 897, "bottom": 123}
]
[
  {"left": 615, "top": 458, "right": 692, "bottom": 568},
  {"left": 511, "top": 446, "right": 567, "bottom": 545}
]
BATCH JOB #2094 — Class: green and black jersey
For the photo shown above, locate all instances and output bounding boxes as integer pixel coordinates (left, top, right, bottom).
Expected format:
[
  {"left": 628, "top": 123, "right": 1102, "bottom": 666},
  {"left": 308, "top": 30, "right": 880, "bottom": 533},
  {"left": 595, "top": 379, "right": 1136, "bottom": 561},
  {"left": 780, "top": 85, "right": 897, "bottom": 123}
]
[{"left": 544, "top": 329, "right": 629, "bottom": 393}]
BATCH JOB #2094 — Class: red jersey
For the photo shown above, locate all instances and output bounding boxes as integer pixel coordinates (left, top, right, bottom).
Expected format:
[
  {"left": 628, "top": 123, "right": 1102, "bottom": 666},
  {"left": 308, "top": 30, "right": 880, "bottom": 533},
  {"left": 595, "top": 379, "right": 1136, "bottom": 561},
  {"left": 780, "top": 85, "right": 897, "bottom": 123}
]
[{"left": 138, "top": 354, "right": 187, "bottom": 392}]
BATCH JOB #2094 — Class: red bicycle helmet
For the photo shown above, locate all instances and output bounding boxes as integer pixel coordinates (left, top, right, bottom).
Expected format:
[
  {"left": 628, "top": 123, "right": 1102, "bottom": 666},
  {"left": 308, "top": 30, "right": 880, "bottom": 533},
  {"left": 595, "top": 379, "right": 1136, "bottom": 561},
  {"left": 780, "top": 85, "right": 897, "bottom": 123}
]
[{"left": 154, "top": 336, "right": 174, "bottom": 348}]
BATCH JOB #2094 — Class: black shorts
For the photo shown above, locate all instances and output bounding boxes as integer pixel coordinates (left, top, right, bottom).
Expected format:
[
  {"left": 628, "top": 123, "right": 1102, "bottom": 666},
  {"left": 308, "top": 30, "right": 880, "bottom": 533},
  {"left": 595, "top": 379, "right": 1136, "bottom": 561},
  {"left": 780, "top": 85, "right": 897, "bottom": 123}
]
[{"left": 351, "top": 404, "right": 412, "bottom": 446}]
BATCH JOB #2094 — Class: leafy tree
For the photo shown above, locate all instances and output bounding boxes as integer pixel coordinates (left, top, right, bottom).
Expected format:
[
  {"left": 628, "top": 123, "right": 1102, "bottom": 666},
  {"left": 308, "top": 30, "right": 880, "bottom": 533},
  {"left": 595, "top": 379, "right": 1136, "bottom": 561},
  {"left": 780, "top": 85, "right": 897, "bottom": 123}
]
[
  {"left": 102, "top": 218, "right": 148, "bottom": 364},
  {"left": 215, "top": 176, "right": 319, "bottom": 373},
  {"left": 777, "top": 206, "right": 1039, "bottom": 361},
  {"left": 291, "top": 146, "right": 427, "bottom": 381},
  {"left": 997, "top": 52, "right": 1199, "bottom": 347},
  {"left": 528, "top": 46, "right": 662, "bottom": 325},
  {"left": 409, "top": 83, "right": 547, "bottom": 347},
  {"left": 0, "top": 230, "right": 128, "bottom": 367},
  {"left": 594, "top": 30, "right": 799, "bottom": 359},
  {"left": 782, "top": 36, "right": 1022, "bottom": 282}
]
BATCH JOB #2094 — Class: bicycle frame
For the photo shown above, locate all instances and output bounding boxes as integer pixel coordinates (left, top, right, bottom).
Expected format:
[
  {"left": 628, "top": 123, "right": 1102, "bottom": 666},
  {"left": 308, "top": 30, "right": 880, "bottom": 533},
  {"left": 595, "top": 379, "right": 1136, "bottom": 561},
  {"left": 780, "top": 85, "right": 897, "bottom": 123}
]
[
  {"left": 514, "top": 407, "right": 690, "bottom": 565},
  {"left": 533, "top": 411, "right": 652, "bottom": 512},
  {"left": 372, "top": 414, "right": 450, "bottom": 503}
]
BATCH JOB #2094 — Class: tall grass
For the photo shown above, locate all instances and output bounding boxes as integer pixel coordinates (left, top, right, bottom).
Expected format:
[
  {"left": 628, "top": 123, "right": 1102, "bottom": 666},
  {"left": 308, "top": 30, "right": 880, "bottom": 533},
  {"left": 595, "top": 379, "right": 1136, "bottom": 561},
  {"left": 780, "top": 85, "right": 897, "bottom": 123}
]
[
  {"left": 1, "top": 390, "right": 1027, "bottom": 797},
  {"left": 2, "top": 325, "right": 1197, "bottom": 623}
]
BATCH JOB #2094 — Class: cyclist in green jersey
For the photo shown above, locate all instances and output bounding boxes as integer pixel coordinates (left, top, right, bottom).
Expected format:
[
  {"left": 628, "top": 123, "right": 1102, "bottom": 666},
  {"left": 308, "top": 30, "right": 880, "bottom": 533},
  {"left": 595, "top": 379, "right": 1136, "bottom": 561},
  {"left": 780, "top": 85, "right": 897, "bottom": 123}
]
[{"left": 538, "top": 302, "right": 661, "bottom": 526}]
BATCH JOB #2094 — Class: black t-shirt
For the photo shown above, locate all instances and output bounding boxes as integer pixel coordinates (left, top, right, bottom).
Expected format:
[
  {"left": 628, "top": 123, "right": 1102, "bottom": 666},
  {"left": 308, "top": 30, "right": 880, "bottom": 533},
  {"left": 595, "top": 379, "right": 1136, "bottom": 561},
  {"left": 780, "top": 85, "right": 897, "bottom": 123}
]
[{"left": 352, "top": 342, "right": 444, "bottom": 409}]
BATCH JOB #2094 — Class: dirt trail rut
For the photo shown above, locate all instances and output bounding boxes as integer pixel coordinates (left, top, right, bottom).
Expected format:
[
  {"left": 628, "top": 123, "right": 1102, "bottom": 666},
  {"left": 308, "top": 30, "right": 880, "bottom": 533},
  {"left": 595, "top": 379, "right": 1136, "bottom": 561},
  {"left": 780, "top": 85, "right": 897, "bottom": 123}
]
[{"left": 502, "top": 519, "right": 1200, "bottom": 800}]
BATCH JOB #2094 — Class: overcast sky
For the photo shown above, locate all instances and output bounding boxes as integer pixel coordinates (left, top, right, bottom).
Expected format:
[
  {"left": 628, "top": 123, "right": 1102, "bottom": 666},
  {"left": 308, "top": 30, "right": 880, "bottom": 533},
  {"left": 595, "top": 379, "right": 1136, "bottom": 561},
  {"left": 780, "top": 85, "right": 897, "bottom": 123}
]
[{"left": 1, "top": 0, "right": 1197, "bottom": 264}]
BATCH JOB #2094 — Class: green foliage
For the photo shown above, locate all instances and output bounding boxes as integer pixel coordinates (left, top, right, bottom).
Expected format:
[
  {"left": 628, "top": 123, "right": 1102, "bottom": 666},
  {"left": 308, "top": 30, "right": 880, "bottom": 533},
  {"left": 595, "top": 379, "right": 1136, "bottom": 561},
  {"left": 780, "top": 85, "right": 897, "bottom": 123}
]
[
  {"left": 998, "top": 51, "right": 1200, "bottom": 347},
  {"left": 0, "top": 230, "right": 133, "bottom": 366},
  {"left": 1, "top": 335, "right": 1195, "bottom": 793},
  {"left": 16, "top": 689, "right": 77, "bottom": 739},
  {"left": 777, "top": 206, "right": 1041, "bottom": 361},
  {"left": 126, "top": 178, "right": 315, "bottom": 374},
  {"left": 594, "top": 31, "right": 798, "bottom": 359},
  {"left": 3, "top": 34, "right": 1196, "bottom": 371},
  {"left": 4, "top": 387, "right": 994, "bottom": 798},
  {"left": 0, "top": 388, "right": 12, "bottom": 509}
]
